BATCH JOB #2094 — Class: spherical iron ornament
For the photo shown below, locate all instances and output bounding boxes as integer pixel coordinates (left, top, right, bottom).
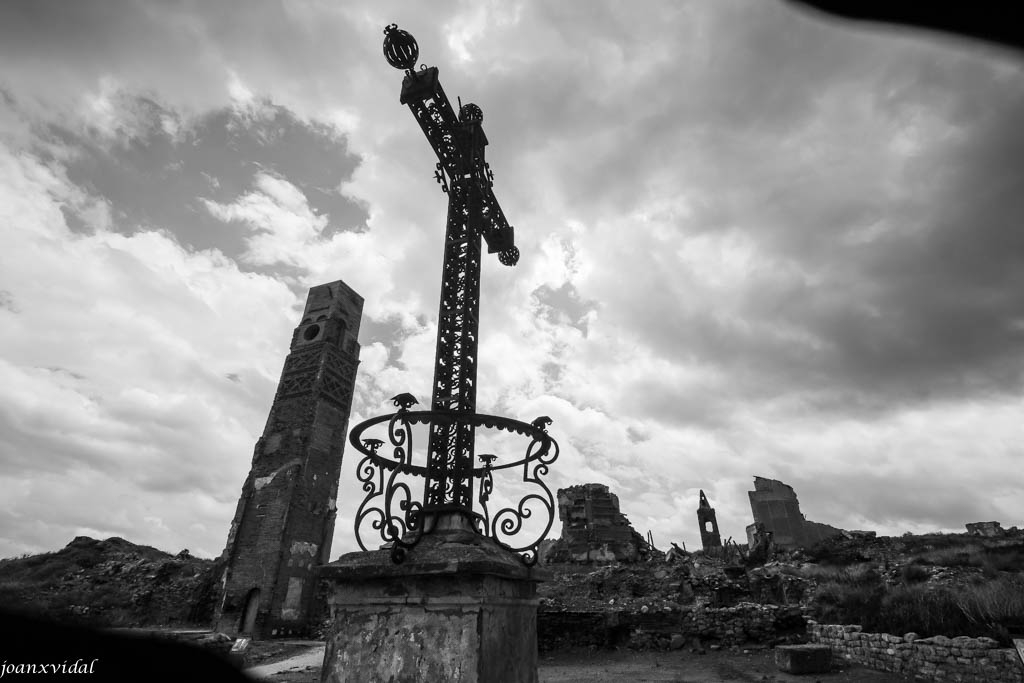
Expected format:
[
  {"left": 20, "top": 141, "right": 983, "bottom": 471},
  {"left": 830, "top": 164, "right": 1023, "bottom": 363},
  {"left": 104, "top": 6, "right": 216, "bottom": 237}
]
[
  {"left": 459, "top": 102, "right": 483, "bottom": 123},
  {"left": 383, "top": 24, "right": 419, "bottom": 71},
  {"left": 499, "top": 246, "right": 520, "bottom": 266}
]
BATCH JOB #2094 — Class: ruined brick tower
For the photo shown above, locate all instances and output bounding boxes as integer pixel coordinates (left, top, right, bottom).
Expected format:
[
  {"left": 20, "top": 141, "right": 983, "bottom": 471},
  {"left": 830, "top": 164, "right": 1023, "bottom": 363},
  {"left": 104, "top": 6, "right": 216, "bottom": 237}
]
[
  {"left": 697, "top": 489, "right": 722, "bottom": 550},
  {"left": 214, "top": 280, "right": 363, "bottom": 638}
]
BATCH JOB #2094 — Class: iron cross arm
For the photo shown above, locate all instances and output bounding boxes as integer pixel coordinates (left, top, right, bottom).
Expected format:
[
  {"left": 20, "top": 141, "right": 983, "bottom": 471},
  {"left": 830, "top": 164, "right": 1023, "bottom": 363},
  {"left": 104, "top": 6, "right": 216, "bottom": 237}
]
[{"left": 398, "top": 66, "right": 518, "bottom": 264}]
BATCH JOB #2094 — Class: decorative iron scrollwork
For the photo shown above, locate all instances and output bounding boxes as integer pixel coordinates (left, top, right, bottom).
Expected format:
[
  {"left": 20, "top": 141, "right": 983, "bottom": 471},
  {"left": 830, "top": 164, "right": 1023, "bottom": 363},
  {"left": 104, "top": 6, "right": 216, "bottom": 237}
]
[{"left": 352, "top": 402, "right": 559, "bottom": 565}]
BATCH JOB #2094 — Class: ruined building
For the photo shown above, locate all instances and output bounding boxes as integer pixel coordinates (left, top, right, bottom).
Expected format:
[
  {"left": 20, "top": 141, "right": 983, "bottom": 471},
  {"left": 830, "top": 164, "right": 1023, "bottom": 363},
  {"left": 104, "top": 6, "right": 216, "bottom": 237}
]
[
  {"left": 544, "top": 483, "right": 650, "bottom": 563},
  {"left": 966, "top": 521, "right": 1006, "bottom": 537},
  {"left": 697, "top": 490, "right": 722, "bottom": 551},
  {"left": 214, "top": 280, "right": 363, "bottom": 638},
  {"left": 745, "top": 476, "right": 844, "bottom": 550}
]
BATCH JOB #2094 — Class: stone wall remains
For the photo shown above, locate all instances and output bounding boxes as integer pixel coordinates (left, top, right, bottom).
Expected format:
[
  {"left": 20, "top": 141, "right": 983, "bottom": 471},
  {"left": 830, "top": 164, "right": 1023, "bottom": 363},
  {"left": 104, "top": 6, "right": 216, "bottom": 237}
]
[
  {"left": 746, "top": 476, "right": 845, "bottom": 550},
  {"left": 538, "top": 603, "right": 806, "bottom": 651},
  {"left": 808, "top": 622, "right": 1023, "bottom": 683}
]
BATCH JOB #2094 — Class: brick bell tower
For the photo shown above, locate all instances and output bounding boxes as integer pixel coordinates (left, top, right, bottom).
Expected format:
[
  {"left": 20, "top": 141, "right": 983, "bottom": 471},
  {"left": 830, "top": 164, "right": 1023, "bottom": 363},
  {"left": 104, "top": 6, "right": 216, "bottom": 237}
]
[{"left": 214, "top": 280, "right": 363, "bottom": 638}]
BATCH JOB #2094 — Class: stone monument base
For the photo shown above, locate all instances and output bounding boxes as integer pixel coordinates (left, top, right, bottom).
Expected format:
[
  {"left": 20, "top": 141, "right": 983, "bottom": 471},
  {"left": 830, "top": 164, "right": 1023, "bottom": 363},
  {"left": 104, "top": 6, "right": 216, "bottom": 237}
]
[{"left": 319, "top": 528, "right": 547, "bottom": 683}]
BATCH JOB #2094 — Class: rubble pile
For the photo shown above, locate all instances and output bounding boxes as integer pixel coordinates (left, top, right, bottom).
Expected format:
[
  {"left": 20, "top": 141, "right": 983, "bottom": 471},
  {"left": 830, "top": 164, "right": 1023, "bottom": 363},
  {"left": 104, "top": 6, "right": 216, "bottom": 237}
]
[
  {"left": 537, "top": 553, "right": 809, "bottom": 651},
  {"left": 0, "top": 536, "right": 217, "bottom": 627},
  {"left": 538, "top": 562, "right": 694, "bottom": 612},
  {"left": 537, "top": 522, "right": 1024, "bottom": 654}
]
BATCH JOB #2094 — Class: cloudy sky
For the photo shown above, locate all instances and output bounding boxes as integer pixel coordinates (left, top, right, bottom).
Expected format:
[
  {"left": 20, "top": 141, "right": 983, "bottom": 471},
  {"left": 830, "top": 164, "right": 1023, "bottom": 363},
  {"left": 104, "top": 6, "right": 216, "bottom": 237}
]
[{"left": 1, "top": 1, "right": 1023, "bottom": 560}]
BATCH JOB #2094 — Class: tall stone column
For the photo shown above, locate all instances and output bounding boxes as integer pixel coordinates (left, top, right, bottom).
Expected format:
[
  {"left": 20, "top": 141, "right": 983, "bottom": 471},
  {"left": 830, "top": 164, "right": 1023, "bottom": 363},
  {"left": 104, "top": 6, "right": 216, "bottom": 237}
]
[{"left": 214, "top": 280, "right": 363, "bottom": 638}]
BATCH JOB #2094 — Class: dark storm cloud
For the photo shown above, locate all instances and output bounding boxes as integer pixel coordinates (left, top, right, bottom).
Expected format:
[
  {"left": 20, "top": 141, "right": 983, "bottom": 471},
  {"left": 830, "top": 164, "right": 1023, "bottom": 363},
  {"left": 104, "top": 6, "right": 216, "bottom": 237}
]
[
  {"left": 791, "top": 470, "right": 1007, "bottom": 531},
  {"left": 531, "top": 282, "right": 596, "bottom": 334},
  {"left": 462, "top": 2, "right": 885, "bottom": 217},
  {"left": 20, "top": 91, "right": 368, "bottom": 263},
  {"left": 778, "top": 68, "right": 1024, "bottom": 404},
  {"left": 0, "top": 0, "right": 366, "bottom": 113},
  {"left": 562, "top": 5, "right": 1024, "bottom": 417}
]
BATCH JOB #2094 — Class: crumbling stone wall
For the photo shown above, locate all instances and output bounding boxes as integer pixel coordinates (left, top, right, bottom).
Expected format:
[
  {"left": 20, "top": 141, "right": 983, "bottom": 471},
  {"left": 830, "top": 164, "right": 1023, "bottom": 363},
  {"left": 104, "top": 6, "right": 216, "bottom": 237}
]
[
  {"left": 538, "top": 603, "right": 806, "bottom": 651},
  {"left": 808, "top": 622, "right": 1022, "bottom": 683},
  {"left": 546, "top": 484, "right": 650, "bottom": 563},
  {"left": 746, "top": 477, "right": 845, "bottom": 550},
  {"left": 214, "top": 280, "right": 363, "bottom": 638}
]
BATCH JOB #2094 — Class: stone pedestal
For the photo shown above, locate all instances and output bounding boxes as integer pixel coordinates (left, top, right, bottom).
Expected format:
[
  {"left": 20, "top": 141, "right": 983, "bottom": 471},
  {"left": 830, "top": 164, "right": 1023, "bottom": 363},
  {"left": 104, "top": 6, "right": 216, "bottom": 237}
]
[{"left": 319, "top": 529, "right": 548, "bottom": 683}]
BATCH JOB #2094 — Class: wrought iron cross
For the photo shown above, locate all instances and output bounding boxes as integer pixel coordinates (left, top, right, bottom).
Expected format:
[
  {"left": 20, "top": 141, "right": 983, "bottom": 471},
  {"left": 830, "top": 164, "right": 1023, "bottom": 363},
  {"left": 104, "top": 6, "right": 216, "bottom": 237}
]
[
  {"left": 385, "top": 24, "right": 518, "bottom": 519},
  {"left": 348, "top": 25, "right": 557, "bottom": 565}
]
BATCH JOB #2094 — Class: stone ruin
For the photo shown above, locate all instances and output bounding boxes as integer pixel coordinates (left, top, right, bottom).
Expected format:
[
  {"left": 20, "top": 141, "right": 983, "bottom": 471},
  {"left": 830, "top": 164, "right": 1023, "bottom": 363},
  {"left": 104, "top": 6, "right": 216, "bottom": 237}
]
[
  {"left": 965, "top": 521, "right": 1007, "bottom": 537},
  {"left": 696, "top": 489, "right": 722, "bottom": 551},
  {"left": 543, "top": 483, "right": 652, "bottom": 563},
  {"left": 745, "top": 476, "right": 845, "bottom": 550}
]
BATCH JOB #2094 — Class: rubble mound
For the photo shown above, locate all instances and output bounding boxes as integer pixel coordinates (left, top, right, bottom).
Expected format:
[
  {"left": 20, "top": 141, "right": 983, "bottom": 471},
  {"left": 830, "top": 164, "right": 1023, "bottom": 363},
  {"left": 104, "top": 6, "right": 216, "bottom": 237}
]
[
  {"left": 537, "top": 553, "right": 808, "bottom": 652},
  {"left": 0, "top": 536, "right": 217, "bottom": 628}
]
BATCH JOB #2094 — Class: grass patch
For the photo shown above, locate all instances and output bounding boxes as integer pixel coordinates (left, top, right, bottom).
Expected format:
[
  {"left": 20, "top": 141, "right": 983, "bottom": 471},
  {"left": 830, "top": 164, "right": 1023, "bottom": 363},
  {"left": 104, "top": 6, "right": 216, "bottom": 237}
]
[
  {"left": 900, "top": 564, "right": 930, "bottom": 584},
  {"left": 873, "top": 585, "right": 974, "bottom": 637},
  {"left": 810, "top": 574, "right": 1024, "bottom": 644},
  {"left": 981, "top": 543, "right": 1024, "bottom": 573},
  {"left": 910, "top": 545, "right": 985, "bottom": 568},
  {"left": 955, "top": 576, "right": 1024, "bottom": 642}
]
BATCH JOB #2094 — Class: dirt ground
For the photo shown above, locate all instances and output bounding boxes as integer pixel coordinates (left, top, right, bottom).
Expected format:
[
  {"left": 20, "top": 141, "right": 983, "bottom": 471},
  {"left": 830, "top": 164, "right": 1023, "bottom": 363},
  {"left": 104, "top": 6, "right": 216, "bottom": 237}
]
[
  {"left": 246, "top": 641, "right": 914, "bottom": 682},
  {"left": 537, "top": 648, "right": 912, "bottom": 682}
]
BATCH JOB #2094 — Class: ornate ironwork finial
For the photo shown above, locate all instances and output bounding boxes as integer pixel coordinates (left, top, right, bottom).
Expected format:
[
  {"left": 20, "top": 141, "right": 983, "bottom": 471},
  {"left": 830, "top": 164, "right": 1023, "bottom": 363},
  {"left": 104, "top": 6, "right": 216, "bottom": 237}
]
[
  {"left": 390, "top": 392, "right": 419, "bottom": 410},
  {"left": 459, "top": 103, "right": 483, "bottom": 124},
  {"left": 531, "top": 416, "right": 553, "bottom": 432},
  {"left": 383, "top": 24, "right": 419, "bottom": 71},
  {"left": 499, "top": 246, "right": 520, "bottom": 266}
]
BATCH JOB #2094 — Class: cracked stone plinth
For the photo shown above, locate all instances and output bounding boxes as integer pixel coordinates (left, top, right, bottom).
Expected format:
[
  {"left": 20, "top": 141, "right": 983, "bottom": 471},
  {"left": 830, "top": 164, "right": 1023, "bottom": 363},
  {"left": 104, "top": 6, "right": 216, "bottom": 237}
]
[{"left": 319, "top": 528, "right": 549, "bottom": 683}]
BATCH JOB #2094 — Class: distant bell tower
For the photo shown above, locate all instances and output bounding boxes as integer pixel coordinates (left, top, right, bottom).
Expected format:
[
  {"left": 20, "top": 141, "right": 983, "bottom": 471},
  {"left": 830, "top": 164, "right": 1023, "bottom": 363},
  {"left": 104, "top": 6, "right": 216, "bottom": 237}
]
[
  {"left": 214, "top": 280, "right": 363, "bottom": 638},
  {"left": 697, "top": 490, "right": 722, "bottom": 551}
]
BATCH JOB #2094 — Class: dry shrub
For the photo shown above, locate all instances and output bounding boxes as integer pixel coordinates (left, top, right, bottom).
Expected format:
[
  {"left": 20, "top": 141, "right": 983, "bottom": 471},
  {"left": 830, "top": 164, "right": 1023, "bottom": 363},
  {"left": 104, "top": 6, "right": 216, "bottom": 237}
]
[
  {"left": 981, "top": 544, "right": 1024, "bottom": 572},
  {"left": 811, "top": 577, "right": 1024, "bottom": 645},
  {"left": 955, "top": 576, "right": 1024, "bottom": 644},
  {"left": 811, "top": 581, "right": 883, "bottom": 627},
  {"left": 872, "top": 585, "right": 975, "bottom": 638}
]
